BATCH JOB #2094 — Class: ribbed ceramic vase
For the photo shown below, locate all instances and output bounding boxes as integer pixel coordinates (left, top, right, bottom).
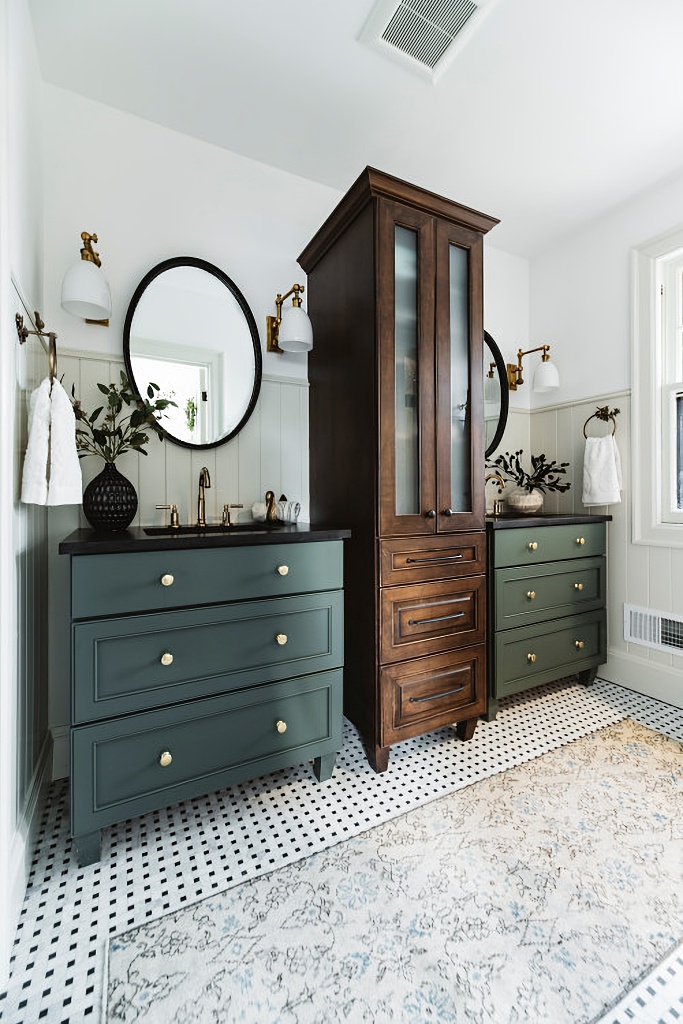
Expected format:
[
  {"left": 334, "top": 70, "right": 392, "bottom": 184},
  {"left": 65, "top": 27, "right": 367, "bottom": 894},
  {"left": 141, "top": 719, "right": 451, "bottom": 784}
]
[
  {"left": 505, "top": 487, "right": 544, "bottom": 515},
  {"left": 82, "top": 462, "right": 138, "bottom": 532}
]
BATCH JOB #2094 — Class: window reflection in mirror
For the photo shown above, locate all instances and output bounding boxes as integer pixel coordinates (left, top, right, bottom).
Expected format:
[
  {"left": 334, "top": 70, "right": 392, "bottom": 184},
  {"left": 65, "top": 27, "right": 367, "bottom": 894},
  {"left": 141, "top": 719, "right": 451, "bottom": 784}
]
[{"left": 124, "top": 259, "right": 262, "bottom": 450}]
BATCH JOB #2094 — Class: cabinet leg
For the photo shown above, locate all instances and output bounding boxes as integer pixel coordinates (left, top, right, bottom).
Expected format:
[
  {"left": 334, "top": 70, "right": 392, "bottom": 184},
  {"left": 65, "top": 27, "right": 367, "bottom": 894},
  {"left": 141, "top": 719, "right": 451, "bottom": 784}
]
[
  {"left": 482, "top": 699, "right": 499, "bottom": 722},
  {"left": 73, "top": 830, "right": 101, "bottom": 867},
  {"left": 578, "top": 667, "right": 598, "bottom": 686},
  {"left": 313, "top": 752, "right": 337, "bottom": 782},
  {"left": 455, "top": 717, "right": 478, "bottom": 741},
  {"left": 364, "top": 743, "right": 390, "bottom": 774}
]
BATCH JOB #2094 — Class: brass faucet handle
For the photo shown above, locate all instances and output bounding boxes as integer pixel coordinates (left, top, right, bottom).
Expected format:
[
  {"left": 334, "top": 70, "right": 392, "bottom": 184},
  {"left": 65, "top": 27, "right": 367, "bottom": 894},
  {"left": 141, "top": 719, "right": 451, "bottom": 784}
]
[
  {"left": 222, "top": 503, "right": 244, "bottom": 526},
  {"left": 156, "top": 503, "right": 180, "bottom": 528}
]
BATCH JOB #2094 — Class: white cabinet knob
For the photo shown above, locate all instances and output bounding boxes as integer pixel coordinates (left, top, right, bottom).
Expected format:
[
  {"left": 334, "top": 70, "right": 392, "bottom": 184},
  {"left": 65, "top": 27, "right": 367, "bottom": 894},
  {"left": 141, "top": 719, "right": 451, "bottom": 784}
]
[
  {"left": 160, "top": 574, "right": 174, "bottom": 587},
  {"left": 160, "top": 652, "right": 174, "bottom": 666},
  {"left": 159, "top": 751, "right": 173, "bottom": 767},
  {"left": 276, "top": 565, "right": 289, "bottom": 576},
  {"left": 276, "top": 720, "right": 287, "bottom": 734},
  {"left": 275, "top": 633, "right": 288, "bottom": 646}
]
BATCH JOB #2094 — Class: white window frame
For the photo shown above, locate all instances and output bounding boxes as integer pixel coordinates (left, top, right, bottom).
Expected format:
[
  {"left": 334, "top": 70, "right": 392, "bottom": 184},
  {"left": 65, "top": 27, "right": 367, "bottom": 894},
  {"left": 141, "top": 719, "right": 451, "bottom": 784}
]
[{"left": 632, "top": 228, "right": 683, "bottom": 546}]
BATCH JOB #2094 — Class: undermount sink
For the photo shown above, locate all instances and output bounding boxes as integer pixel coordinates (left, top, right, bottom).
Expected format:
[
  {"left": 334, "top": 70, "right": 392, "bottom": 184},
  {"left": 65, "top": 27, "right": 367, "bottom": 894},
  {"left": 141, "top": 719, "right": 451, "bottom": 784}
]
[{"left": 144, "top": 522, "right": 284, "bottom": 536}]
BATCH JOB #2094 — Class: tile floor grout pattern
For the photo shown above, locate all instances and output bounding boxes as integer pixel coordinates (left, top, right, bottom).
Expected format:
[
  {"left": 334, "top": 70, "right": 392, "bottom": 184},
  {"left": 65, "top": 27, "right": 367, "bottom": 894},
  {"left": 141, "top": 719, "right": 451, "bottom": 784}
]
[{"left": 0, "top": 678, "right": 681, "bottom": 1023}]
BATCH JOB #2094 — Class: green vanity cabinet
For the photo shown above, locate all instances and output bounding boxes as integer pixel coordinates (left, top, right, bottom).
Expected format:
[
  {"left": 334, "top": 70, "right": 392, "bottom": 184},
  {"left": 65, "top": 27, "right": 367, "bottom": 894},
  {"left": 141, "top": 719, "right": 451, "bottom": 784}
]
[
  {"left": 59, "top": 527, "right": 349, "bottom": 866},
  {"left": 486, "top": 514, "right": 610, "bottom": 720}
]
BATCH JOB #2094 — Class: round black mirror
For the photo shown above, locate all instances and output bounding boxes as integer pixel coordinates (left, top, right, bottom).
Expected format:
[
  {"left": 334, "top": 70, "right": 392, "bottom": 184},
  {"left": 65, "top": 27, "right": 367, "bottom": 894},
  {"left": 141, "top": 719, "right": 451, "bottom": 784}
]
[
  {"left": 123, "top": 257, "right": 262, "bottom": 450},
  {"left": 484, "top": 330, "right": 509, "bottom": 458}
]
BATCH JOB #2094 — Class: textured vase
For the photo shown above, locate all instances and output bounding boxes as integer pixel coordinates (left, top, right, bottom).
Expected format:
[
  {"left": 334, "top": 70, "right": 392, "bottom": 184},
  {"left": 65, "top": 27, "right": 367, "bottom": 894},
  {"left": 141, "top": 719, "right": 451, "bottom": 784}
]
[
  {"left": 506, "top": 486, "right": 544, "bottom": 515},
  {"left": 82, "top": 462, "right": 138, "bottom": 532}
]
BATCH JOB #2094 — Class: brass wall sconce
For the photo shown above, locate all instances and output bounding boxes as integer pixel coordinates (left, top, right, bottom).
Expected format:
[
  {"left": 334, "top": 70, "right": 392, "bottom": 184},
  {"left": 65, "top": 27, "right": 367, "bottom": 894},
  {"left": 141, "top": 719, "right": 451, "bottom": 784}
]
[
  {"left": 266, "top": 283, "right": 313, "bottom": 354},
  {"left": 16, "top": 312, "right": 58, "bottom": 382},
  {"left": 506, "top": 344, "right": 559, "bottom": 393},
  {"left": 61, "top": 231, "right": 111, "bottom": 325}
]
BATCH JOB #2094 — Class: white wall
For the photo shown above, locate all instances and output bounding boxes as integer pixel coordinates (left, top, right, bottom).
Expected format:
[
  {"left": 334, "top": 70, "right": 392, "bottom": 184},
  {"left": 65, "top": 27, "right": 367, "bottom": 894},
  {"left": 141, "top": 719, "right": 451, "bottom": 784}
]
[{"left": 529, "top": 172, "right": 683, "bottom": 707}]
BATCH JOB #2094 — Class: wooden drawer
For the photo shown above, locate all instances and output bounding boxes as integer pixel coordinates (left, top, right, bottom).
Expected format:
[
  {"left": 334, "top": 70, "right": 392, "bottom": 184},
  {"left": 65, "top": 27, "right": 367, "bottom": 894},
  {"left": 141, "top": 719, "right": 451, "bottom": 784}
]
[
  {"left": 380, "top": 647, "right": 485, "bottom": 744},
  {"left": 71, "top": 670, "right": 343, "bottom": 837},
  {"left": 379, "top": 533, "right": 485, "bottom": 586},
  {"left": 70, "top": 540, "right": 344, "bottom": 619},
  {"left": 494, "top": 556, "right": 605, "bottom": 631},
  {"left": 72, "top": 591, "right": 343, "bottom": 724},
  {"left": 493, "top": 610, "right": 606, "bottom": 699},
  {"left": 380, "top": 576, "right": 485, "bottom": 664},
  {"left": 493, "top": 522, "right": 606, "bottom": 568}
]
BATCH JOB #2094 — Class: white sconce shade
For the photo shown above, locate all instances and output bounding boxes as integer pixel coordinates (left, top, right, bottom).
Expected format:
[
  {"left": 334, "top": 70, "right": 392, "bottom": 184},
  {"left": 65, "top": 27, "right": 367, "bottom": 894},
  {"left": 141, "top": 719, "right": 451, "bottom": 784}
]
[
  {"left": 278, "top": 305, "right": 313, "bottom": 352},
  {"left": 61, "top": 258, "right": 111, "bottom": 321},
  {"left": 533, "top": 358, "right": 560, "bottom": 392}
]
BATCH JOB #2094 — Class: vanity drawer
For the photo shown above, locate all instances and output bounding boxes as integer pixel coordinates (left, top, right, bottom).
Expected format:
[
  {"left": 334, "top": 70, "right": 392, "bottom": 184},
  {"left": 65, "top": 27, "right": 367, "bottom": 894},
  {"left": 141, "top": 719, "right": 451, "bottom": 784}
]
[
  {"left": 494, "top": 556, "right": 606, "bottom": 631},
  {"left": 493, "top": 610, "right": 606, "bottom": 699},
  {"left": 380, "top": 647, "right": 485, "bottom": 744},
  {"left": 493, "top": 522, "right": 606, "bottom": 568},
  {"left": 379, "top": 533, "right": 485, "bottom": 586},
  {"left": 380, "top": 576, "right": 485, "bottom": 664},
  {"left": 72, "top": 591, "right": 343, "bottom": 723},
  {"left": 70, "top": 541, "right": 344, "bottom": 618},
  {"left": 71, "top": 670, "right": 343, "bottom": 837}
]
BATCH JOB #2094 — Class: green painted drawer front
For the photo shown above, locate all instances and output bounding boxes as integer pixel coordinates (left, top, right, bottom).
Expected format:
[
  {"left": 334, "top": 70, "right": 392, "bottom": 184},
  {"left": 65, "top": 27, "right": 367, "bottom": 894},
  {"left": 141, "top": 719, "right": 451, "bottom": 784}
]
[
  {"left": 72, "top": 591, "right": 343, "bottom": 724},
  {"left": 494, "top": 610, "right": 606, "bottom": 699},
  {"left": 71, "top": 670, "right": 343, "bottom": 836},
  {"left": 71, "top": 541, "right": 344, "bottom": 619},
  {"left": 493, "top": 522, "right": 605, "bottom": 569},
  {"left": 494, "top": 556, "right": 605, "bottom": 631}
]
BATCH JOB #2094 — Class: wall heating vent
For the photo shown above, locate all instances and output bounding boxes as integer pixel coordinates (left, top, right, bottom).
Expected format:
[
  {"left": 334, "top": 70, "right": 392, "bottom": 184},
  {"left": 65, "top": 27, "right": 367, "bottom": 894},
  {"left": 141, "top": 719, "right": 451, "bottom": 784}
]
[
  {"left": 624, "top": 604, "right": 683, "bottom": 655},
  {"left": 359, "top": 0, "right": 499, "bottom": 82}
]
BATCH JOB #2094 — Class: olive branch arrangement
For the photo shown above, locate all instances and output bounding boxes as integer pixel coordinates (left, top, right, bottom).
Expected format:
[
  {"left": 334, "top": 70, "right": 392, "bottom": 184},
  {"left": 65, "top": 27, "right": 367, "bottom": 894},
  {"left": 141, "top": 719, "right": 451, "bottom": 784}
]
[
  {"left": 487, "top": 450, "right": 571, "bottom": 493},
  {"left": 70, "top": 372, "right": 176, "bottom": 462}
]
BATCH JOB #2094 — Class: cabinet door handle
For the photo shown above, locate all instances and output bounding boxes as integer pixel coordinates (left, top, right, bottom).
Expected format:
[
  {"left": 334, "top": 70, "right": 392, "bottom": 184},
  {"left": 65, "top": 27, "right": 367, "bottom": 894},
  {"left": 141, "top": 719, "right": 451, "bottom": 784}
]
[
  {"left": 424, "top": 509, "right": 436, "bottom": 519},
  {"left": 441, "top": 508, "right": 454, "bottom": 517},
  {"left": 159, "top": 751, "right": 173, "bottom": 767},
  {"left": 574, "top": 582, "right": 585, "bottom": 591},
  {"left": 527, "top": 652, "right": 537, "bottom": 663},
  {"left": 409, "top": 684, "right": 465, "bottom": 704},
  {"left": 405, "top": 554, "right": 464, "bottom": 564},
  {"left": 160, "top": 652, "right": 174, "bottom": 666},
  {"left": 526, "top": 590, "right": 536, "bottom": 600},
  {"left": 407, "top": 611, "right": 466, "bottom": 626},
  {"left": 275, "top": 720, "right": 287, "bottom": 734},
  {"left": 575, "top": 639, "right": 587, "bottom": 649},
  {"left": 275, "top": 633, "right": 288, "bottom": 645},
  {"left": 160, "top": 573, "right": 175, "bottom": 587},
  {"left": 276, "top": 564, "right": 289, "bottom": 576},
  {"left": 527, "top": 541, "right": 539, "bottom": 551},
  {"left": 576, "top": 537, "right": 586, "bottom": 546}
]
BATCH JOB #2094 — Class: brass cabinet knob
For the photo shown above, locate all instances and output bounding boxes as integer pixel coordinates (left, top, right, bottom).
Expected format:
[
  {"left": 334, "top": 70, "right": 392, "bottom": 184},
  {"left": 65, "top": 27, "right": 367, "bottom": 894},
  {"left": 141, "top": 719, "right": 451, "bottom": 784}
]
[
  {"left": 159, "top": 750, "right": 173, "bottom": 767},
  {"left": 574, "top": 582, "right": 585, "bottom": 591},
  {"left": 275, "top": 720, "right": 287, "bottom": 734},
  {"left": 575, "top": 639, "right": 586, "bottom": 649},
  {"left": 276, "top": 565, "right": 289, "bottom": 576},
  {"left": 527, "top": 541, "right": 539, "bottom": 551},
  {"left": 526, "top": 590, "right": 536, "bottom": 600},
  {"left": 160, "top": 573, "right": 175, "bottom": 587},
  {"left": 576, "top": 537, "right": 586, "bottom": 546},
  {"left": 160, "top": 652, "right": 174, "bottom": 666},
  {"left": 527, "top": 652, "right": 537, "bottom": 663},
  {"left": 275, "top": 633, "right": 288, "bottom": 646}
]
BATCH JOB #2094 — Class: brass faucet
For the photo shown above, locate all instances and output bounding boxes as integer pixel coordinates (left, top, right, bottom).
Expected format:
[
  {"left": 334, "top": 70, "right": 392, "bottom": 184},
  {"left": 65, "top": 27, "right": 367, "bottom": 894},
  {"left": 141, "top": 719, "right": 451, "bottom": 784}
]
[
  {"left": 485, "top": 471, "right": 506, "bottom": 492},
  {"left": 197, "top": 467, "right": 211, "bottom": 527}
]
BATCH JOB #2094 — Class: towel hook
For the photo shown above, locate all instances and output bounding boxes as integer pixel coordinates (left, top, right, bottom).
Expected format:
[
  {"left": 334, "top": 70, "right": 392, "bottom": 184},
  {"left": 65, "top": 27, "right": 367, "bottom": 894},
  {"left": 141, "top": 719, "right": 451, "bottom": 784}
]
[
  {"left": 16, "top": 312, "right": 58, "bottom": 382},
  {"left": 583, "top": 405, "right": 619, "bottom": 438}
]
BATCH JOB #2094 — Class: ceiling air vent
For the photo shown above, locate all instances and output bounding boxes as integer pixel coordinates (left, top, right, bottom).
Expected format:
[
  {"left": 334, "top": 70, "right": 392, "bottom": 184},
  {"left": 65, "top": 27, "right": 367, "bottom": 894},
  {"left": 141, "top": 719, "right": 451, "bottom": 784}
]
[
  {"left": 359, "top": 0, "right": 499, "bottom": 82},
  {"left": 624, "top": 604, "right": 683, "bottom": 655}
]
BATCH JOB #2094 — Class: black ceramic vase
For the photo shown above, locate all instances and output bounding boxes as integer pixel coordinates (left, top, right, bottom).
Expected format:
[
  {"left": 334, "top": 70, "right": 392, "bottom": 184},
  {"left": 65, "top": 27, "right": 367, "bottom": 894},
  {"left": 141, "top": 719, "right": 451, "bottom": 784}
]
[{"left": 82, "top": 462, "right": 138, "bottom": 533}]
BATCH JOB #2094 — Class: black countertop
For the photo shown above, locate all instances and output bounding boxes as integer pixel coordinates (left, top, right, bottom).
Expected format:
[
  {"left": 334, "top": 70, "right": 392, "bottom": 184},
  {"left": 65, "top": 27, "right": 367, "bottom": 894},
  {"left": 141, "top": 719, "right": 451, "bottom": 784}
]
[
  {"left": 59, "top": 523, "right": 351, "bottom": 555},
  {"left": 486, "top": 512, "right": 612, "bottom": 529}
]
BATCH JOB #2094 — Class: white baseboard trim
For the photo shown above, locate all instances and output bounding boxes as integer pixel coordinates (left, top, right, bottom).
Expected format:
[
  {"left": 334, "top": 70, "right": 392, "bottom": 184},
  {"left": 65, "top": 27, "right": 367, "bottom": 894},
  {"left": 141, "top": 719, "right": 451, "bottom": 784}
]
[
  {"left": 603, "top": 648, "right": 683, "bottom": 709},
  {"left": 51, "top": 724, "right": 70, "bottom": 781},
  {"left": 1, "top": 732, "right": 53, "bottom": 988}
]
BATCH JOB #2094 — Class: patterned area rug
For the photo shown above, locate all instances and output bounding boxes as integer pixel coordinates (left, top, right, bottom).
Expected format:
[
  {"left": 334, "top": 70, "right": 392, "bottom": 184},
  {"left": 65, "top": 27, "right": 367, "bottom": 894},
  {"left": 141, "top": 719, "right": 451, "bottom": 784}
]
[{"left": 106, "top": 719, "right": 682, "bottom": 1023}]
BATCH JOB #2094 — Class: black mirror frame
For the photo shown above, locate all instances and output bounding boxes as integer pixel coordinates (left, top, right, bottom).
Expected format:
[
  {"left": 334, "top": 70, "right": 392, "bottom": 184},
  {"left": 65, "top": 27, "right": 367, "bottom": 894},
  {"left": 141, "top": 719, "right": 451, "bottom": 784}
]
[
  {"left": 484, "top": 329, "right": 509, "bottom": 459},
  {"left": 123, "top": 256, "right": 263, "bottom": 451}
]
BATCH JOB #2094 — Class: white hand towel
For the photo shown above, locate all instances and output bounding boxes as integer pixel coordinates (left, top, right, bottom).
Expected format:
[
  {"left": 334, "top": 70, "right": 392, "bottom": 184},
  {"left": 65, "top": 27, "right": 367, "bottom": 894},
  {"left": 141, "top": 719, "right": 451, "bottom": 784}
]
[
  {"left": 47, "top": 379, "right": 82, "bottom": 506},
  {"left": 582, "top": 434, "right": 622, "bottom": 505},
  {"left": 21, "top": 378, "right": 52, "bottom": 505}
]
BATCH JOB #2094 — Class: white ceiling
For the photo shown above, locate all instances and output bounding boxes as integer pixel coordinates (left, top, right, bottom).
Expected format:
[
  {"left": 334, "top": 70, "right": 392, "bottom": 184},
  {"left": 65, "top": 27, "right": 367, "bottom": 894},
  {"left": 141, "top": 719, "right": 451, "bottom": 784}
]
[{"left": 27, "top": 0, "right": 683, "bottom": 256}]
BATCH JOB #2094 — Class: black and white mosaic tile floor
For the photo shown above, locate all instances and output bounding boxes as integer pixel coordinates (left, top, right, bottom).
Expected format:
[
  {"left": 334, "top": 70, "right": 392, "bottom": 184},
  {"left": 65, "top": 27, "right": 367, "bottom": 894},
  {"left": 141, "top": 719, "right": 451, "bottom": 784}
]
[{"left": 1, "top": 677, "right": 682, "bottom": 1023}]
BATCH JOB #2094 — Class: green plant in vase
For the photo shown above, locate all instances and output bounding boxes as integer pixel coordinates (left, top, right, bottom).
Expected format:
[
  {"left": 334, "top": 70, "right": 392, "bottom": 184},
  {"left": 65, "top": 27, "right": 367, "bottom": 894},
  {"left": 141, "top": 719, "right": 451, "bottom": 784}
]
[
  {"left": 487, "top": 449, "right": 570, "bottom": 514},
  {"left": 70, "top": 372, "right": 176, "bottom": 532}
]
